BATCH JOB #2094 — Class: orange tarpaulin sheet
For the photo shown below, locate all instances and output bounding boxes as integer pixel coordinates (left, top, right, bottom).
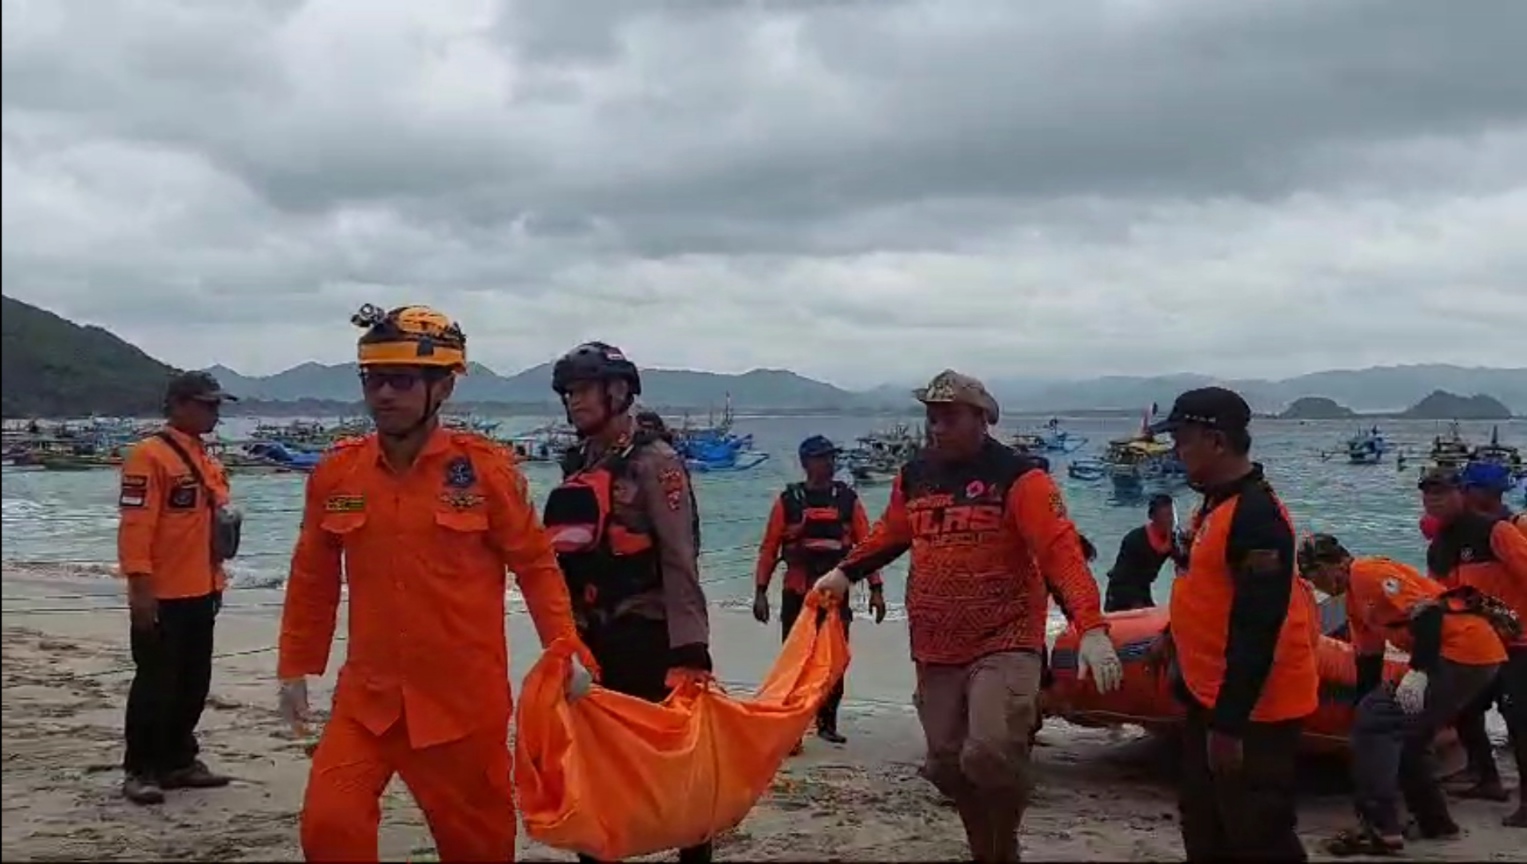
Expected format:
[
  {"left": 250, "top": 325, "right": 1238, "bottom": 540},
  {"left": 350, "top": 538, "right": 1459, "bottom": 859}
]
[{"left": 514, "top": 592, "right": 852, "bottom": 859}]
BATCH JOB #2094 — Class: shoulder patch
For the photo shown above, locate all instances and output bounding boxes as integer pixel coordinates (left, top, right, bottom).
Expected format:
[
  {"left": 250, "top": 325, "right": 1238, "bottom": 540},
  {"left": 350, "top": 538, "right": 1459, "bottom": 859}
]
[
  {"left": 119, "top": 475, "right": 149, "bottom": 509},
  {"left": 658, "top": 465, "right": 687, "bottom": 512},
  {"left": 1382, "top": 576, "right": 1401, "bottom": 597},
  {"left": 1047, "top": 488, "right": 1068, "bottom": 518}
]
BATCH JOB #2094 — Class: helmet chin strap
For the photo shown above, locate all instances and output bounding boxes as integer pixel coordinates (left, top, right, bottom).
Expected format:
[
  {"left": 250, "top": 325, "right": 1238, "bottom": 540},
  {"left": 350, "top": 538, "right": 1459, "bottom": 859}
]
[{"left": 380, "top": 373, "right": 447, "bottom": 441}]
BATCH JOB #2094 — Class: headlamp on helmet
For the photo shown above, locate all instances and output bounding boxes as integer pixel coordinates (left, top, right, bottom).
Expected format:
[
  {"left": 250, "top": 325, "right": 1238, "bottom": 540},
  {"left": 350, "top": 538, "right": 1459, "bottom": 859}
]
[{"left": 353, "top": 304, "right": 467, "bottom": 373}]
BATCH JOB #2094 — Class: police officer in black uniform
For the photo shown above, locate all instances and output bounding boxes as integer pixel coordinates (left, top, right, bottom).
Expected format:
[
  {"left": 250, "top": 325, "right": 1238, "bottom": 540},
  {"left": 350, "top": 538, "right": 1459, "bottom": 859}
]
[{"left": 540, "top": 342, "right": 713, "bottom": 864}]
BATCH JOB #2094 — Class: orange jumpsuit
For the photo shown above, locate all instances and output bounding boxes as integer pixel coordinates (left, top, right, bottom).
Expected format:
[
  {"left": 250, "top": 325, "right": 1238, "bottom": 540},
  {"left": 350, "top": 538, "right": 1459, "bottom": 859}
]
[{"left": 278, "top": 430, "right": 580, "bottom": 863}]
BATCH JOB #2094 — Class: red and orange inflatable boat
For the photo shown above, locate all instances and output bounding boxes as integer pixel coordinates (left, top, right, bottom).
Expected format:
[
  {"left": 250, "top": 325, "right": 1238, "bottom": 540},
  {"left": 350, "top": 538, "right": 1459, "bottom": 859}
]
[{"left": 1044, "top": 599, "right": 1435, "bottom": 756}]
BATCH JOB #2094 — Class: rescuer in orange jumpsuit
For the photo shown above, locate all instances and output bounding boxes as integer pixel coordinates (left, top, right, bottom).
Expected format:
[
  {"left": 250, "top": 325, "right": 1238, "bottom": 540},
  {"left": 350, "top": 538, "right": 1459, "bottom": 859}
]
[
  {"left": 814, "top": 370, "right": 1122, "bottom": 863},
  {"left": 542, "top": 342, "right": 713, "bottom": 864},
  {"left": 117, "top": 370, "right": 242, "bottom": 805},
  {"left": 276, "top": 305, "right": 588, "bottom": 863}
]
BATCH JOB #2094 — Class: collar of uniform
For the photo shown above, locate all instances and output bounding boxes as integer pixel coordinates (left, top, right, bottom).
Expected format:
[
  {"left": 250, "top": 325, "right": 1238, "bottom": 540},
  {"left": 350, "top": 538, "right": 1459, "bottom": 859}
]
[
  {"left": 1199, "top": 462, "right": 1266, "bottom": 507},
  {"left": 583, "top": 430, "right": 637, "bottom": 465},
  {"left": 161, "top": 424, "right": 206, "bottom": 452},
  {"left": 366, "top": 425, "right": 455, "bottom": 467}
]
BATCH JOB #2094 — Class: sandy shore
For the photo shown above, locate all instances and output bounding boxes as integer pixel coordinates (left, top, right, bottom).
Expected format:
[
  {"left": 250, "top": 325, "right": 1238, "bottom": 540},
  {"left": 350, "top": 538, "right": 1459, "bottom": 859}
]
[{"left": 2, "top": 567, "right": 1522, "bottom": 862}]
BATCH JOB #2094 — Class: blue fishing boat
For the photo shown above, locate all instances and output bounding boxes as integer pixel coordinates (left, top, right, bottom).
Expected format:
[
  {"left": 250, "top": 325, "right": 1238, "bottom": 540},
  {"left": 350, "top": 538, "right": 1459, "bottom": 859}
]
[
  {"left": 244, "top": 441, "right": 322, "bottom": 473},
  {"left": 1034, "top": 418, "right": 1088, "bottom": 453},
  {"left": 682, "top": 435, "right": 770, "bottom": 473},
  {"left": 1344, "top": 426, "right": 1391, "bottom": 465}
]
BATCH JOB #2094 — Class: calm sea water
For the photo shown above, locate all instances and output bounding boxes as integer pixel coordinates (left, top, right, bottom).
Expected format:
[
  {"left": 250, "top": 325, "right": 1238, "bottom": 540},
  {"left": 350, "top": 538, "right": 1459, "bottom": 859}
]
[{"left": 3, "top": 415, "right": 1523, "bottom": 616}]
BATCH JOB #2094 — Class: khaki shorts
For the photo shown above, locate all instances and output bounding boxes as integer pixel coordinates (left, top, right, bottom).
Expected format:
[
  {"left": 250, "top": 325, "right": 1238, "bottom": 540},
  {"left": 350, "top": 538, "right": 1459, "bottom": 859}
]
[{"left": 914, "top": 650, "right": 1042, "bottom": 800}]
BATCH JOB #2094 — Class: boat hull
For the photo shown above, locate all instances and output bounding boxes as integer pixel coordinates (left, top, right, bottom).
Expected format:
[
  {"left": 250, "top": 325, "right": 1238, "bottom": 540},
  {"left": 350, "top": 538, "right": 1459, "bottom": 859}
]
[{"left": 1045, "top": 606, "right": 1445, "bottom": 756}]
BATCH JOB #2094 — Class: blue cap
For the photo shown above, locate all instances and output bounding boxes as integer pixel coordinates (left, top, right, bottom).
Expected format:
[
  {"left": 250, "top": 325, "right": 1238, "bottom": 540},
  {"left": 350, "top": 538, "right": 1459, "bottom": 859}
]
[
  {"left": 1460, "top": 461, "right": 1513, "bottom": 494},
  {"left": 798, "top": 435, "right": 838, "bottom": 460}
]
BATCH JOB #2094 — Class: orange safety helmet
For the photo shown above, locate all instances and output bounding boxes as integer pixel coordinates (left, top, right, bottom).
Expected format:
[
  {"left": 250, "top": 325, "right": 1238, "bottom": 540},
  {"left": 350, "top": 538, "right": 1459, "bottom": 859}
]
[{"left": 351, "top": 304, "right": 468, "bottom": 372}]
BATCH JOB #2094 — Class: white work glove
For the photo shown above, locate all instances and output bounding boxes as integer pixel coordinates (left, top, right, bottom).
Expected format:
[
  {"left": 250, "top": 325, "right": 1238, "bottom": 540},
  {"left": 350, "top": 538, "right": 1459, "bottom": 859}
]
[
  {"left": 813, "top": 567, "right": 850, "bottom": 597},
  {"left": 278, "top": 677, "right": 312, "bottom": 736},
  {"left": 1395, "top": 669, "right": 1429, "bottom": 715},
  {"left": 1076, "top": 627, "right": 1124, "bottom": 694},
  {"left": 565, "top": 654, "right": 594, "bottom": 701}
]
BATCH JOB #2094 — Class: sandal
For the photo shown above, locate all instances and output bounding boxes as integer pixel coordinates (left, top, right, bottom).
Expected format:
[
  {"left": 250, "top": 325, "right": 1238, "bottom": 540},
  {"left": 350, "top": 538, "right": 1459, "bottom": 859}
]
[{"left": 1324, "top": 827, "right": 1404, "bottom": 857}]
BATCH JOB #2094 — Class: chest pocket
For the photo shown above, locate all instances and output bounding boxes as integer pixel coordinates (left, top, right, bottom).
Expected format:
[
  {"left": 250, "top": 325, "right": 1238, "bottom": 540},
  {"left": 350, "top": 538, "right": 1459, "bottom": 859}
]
[
  {"left": 320, "top": 511, "right": 368, "bottom": 537},
  {"left": 435, "top": 509, "right": 490, "bottom": 538}
]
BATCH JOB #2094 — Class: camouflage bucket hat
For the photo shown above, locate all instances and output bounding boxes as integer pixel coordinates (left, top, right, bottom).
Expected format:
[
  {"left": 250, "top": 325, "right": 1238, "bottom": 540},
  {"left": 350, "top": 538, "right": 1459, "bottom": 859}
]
[
  {"left": 913, "top": 369, "right": 999, "bottom": 424},
  {"left": 1296, "top": 532, "right": 1347, "bottom": 573}
]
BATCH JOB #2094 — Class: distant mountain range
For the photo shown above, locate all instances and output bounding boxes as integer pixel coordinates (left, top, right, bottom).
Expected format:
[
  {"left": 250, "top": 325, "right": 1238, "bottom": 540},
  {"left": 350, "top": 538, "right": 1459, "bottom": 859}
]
[
  {"left": 1, "top": 295, "right": 1521, "bottom": 418},
  {"left": 209, "top": 360, "right": 1527, "bottom": 415}
]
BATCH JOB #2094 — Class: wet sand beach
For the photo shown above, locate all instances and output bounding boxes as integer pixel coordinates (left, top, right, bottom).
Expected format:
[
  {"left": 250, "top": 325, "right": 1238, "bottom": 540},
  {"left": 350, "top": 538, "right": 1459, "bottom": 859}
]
[{"left": 2, "top": 566, "right": 1521, "bottom": 861}]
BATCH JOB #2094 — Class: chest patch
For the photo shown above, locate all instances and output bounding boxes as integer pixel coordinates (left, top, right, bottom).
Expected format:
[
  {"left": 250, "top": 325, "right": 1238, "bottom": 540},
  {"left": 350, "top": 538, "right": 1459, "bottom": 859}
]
[
  {"left": 167, "top": 481, "right": 199, "bottom": 510},
  {"left": 445, "top": 456, "right": 476, "bottom": 489},
  {"left": 439, "top": 491, "right": 485, "bottom": 511},
  {"left": 325, "top": 494, "right": 365, "bottom": 513}
]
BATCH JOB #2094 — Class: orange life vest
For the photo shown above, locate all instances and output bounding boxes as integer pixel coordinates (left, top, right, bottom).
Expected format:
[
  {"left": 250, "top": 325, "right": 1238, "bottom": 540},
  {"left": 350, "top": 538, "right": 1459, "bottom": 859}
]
[
  {"left": 1170, "top": 481, "right": 1319, "bottom": 723},
  {"left": 543, "top": 441, "right": 662, "bottom": 618}
]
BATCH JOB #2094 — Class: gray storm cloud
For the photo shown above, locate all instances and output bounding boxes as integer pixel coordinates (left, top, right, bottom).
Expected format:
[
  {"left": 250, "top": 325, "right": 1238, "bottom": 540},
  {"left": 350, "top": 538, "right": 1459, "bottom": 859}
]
[{"left": 2, "top": 0, "right": 1524, "bottom": 385}]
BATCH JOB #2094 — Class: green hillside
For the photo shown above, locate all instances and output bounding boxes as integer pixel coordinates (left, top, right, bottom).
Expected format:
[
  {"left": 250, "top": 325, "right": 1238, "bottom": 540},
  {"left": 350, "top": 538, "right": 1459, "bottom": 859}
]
[{"left": 0, "top": 296, "right": 180, "bottom": 418}]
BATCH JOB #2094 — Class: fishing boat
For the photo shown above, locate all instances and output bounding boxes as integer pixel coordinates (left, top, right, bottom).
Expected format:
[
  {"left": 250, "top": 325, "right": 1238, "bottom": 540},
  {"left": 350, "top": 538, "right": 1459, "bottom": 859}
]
[
  {"left": 1068, "top": 405, "right": 1185, "bottom": 491},
  {"left": 1009, "top": 432, "right": 1047, "bottom": 453},
  {"left": 242, "top": 441, "right": 322, "bottom": 473},
  {"left": 841, "top": 423, "right": 922, "bottom": 486},
  {"left": 1066, "top": 459, "right": 1108, "bottom": 481},
  {"left": 1469, "top": 425, "right": 1525, "bottom": 479},
  {"left": 506, "top": 422, "right": 579, "bottom": 464},
  {"left": 1427, "top": 421, "right": 1472, "bottom": 469},
  {"left": 1032, "top": 418, "right": 1088, "bottom": 453},
  {"left": 673, "top": 393, "right": 738, "bottom": 449},
  {"left": 1100, "top": 437, "right": 1187, "bottom": 492},
  {"left": 38, "top": 452, "right": 123, "bottom": 471},
  {"left": 249, "top": 419, "right": 341, "bottom": 451},
  {"left": 1343, "top": 426, "right": 1391, "bottom": 465},
  {"left": 683, "top": 438, "right": 770, "bottom": 474},
  {"left": 442, "top": 414, "right": 502, "bottom": 436}
]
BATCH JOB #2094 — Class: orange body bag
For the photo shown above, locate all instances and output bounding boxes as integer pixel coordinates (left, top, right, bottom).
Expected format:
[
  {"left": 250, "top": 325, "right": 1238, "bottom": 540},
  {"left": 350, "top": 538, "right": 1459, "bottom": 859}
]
[{"left": 514, "top": 592, "right": 851, "bottom": 859}]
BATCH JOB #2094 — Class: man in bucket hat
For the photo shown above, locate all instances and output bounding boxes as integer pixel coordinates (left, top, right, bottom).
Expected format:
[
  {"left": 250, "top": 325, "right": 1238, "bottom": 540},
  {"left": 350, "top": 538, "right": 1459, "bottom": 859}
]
[{"left": 814, "top": 369, "right": 1121, "bottom": 862}]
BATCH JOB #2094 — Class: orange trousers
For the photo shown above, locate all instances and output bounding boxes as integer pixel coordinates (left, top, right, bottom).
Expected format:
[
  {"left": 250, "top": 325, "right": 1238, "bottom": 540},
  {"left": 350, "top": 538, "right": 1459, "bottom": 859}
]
[{"left": 300, "top": 712, "right": 515, "bottom": 863}]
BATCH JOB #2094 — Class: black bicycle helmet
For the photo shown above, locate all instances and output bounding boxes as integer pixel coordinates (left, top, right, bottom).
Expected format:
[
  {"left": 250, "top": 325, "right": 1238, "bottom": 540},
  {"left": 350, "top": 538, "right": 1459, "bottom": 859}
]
[{"left": 551, "top": 341, "right": 642, "bottom": 396}]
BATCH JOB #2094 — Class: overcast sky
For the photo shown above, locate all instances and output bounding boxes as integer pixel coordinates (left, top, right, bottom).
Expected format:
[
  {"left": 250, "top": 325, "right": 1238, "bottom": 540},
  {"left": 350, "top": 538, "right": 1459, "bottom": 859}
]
[{"left": 3, "top": 0, "right": 1524, "bottom": 388}]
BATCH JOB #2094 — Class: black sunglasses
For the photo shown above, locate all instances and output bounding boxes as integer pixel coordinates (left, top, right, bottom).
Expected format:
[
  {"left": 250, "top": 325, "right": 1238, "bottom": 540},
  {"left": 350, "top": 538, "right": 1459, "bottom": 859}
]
[{"left": 359, "top": 369, "right": 427, "bottom": 392}]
